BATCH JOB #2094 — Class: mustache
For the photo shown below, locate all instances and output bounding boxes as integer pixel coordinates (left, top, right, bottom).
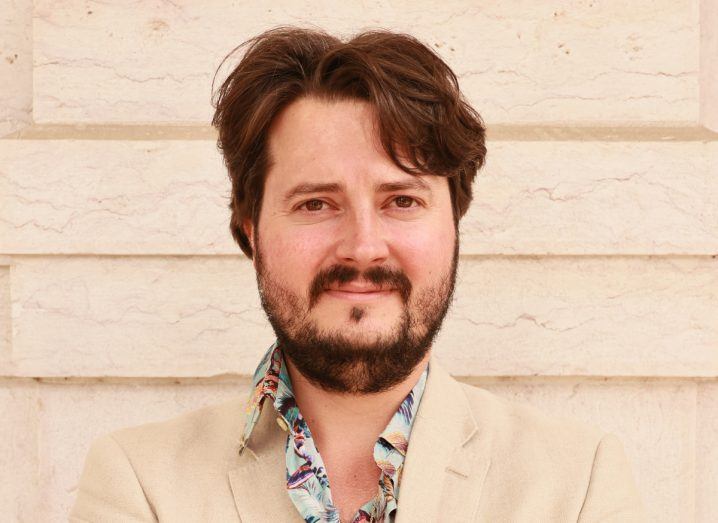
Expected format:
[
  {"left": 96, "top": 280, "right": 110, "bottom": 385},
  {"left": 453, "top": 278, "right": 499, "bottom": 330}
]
[{"left": 308, "top": 264, "right": 412, "bottom": 308}]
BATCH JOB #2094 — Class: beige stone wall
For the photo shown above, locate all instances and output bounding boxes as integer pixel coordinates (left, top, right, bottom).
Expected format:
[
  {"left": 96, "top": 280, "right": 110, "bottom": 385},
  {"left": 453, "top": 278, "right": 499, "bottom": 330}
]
[{"left": 1, "top": 1, "right": 716, "bottom": 521}]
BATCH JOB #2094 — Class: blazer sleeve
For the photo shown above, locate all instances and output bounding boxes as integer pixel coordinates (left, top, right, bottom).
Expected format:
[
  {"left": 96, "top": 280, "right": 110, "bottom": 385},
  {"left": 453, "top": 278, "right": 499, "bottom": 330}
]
[
  {"left": 69, "top": 433, "right": 157, "bottom": 523},
  {"left": 577, "top": 433, "right": 647, "bottom": 523}
]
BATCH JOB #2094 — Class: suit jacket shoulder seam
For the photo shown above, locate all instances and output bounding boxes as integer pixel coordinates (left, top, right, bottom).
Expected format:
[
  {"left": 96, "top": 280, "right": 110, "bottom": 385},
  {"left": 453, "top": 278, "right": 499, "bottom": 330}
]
[{"left": 107, "top": 433, "right": 159, "bottom": 520}]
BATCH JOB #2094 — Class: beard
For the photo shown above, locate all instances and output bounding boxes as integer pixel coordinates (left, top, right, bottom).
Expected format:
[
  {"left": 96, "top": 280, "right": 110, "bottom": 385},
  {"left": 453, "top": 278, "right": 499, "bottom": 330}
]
[{"left": 254, "top": 234, "right": 459, "bottom": 394}]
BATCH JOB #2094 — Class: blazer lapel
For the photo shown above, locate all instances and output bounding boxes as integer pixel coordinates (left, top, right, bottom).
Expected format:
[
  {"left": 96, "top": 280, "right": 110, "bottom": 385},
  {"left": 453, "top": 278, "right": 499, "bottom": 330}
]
[
  {"left": 396, "top": 356, "right": 492, "bottom": 522},
  {"left": 227, "top": 402, "right": 302, "bottom": 522}
]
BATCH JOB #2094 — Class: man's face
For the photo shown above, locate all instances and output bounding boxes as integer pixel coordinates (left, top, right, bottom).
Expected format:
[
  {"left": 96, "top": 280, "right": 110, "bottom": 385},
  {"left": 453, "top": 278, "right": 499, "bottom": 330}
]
[{"left": 248, "top": 96, "right": 458, "bottom": 393}]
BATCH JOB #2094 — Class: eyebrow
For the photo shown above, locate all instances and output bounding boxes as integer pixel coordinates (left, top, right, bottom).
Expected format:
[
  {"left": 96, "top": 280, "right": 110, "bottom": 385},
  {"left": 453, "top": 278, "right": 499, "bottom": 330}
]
[
  {"left": 376, "top": 179, "right": 431, "bottom": 193},
  {"left": 282, "top": 178, "right": 431, "bottom": 203},
  {"left": 283, "top": 182, "right": 342, "bottom": 204}
]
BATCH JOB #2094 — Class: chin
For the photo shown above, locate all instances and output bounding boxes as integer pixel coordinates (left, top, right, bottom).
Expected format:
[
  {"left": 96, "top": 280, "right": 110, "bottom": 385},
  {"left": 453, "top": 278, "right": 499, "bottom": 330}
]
[
  {"left": 316, "top": 299, "right": 401, "bottom": 318},
  {"left": 318, "top": 310, "right": 398, "bottom": 328},
  {"left": 317, "top": 320, "right": 399, "bottom": 343}
]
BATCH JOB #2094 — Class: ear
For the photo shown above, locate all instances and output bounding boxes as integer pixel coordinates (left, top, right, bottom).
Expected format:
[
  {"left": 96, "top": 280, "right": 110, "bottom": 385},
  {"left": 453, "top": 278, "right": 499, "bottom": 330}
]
[{"left": 241, "top": 217, "right": 256, "bottom": 261}]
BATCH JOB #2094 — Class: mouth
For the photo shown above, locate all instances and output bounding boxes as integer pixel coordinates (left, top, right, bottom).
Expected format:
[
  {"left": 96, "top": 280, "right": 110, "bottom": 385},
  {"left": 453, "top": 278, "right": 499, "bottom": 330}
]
[{"left": 323, "top": 284, "right": 396, "bottom": 302}]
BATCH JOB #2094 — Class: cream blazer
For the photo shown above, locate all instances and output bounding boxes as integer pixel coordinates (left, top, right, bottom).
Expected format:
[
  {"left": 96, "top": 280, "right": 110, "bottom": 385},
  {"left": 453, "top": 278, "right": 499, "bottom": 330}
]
[{"left": 70, "top": 357, "right": 646, "bottom": 522}]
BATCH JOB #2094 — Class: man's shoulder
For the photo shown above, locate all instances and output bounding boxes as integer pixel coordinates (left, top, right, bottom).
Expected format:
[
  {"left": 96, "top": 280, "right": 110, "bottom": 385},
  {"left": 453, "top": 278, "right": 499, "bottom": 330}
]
[
  {"left": 104, "top": 395, "right": 248, "bottom": 470},
  {"left": 72, "top": 396, "right": 253, "bottom": 520},
  {"left": 456, "top": 381, "right": 606, "bottom": 459},
  {"left": 452, "top": 382, "right": 645, "bottom": 520}
]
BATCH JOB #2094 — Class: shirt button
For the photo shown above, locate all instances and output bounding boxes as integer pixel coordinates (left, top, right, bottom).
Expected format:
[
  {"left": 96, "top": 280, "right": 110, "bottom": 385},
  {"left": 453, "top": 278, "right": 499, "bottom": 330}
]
[{"left": 276, "top": 416, "right": 289, "bottom": 432}]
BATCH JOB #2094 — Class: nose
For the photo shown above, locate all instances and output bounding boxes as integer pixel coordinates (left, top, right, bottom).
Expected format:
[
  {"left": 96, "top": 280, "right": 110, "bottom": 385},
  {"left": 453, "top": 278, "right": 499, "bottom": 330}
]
[{"left": 334, "top": 205, "right": 390, "bottom": 267}]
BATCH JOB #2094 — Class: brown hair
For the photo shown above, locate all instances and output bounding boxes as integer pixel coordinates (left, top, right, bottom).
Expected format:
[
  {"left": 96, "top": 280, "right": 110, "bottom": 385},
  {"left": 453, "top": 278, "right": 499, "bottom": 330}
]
[{"left": 211, "top": 26, "right": 486, "bottom": 258}]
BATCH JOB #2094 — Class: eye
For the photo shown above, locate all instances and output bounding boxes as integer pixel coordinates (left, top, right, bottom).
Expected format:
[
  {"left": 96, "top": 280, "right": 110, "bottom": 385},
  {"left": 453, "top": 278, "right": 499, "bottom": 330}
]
[
  {"left": 298, "top": 199, "right": 327, "bottom": 212},
  {"left": 392, "top": 196, "right": 419, "bottom": 209}
]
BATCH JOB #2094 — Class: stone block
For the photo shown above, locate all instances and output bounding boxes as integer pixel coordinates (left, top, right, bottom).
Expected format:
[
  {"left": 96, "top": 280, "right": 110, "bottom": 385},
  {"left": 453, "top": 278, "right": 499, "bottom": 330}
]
[
  {"left": 0, "top": 0, "right": 31, "bottom": 136},
  {"left": 701, "top": 0, "right": 718, "bottom": 131},
  {"left": 462, "top": 140, "right": 718, "bottom": 255},
  {"left": 2, "top": 139, "right": 716, "bottom": 256},
  {"left": 696, "top": 381, "right": 718, "bottom": 522},
  {"left": 437, "top": 255, "right": 718, "bottom": 377},
  {"left": 0, "top": 381, "right": 40, "bottom": 521},
  {"left": 9, "top": 255, "right": 272, "bottom": 377},
  {"left": 0, "top": 140, "right": 231, "bottom": 255},
  {"left": 33, "top": 0, "right": 698, "bottom": 124},
  {"left": 0, "top": 266, "right": 11, "bottom": 372},
  {"left": 6, "top": 255, "right": 717, "bottom": 378}
]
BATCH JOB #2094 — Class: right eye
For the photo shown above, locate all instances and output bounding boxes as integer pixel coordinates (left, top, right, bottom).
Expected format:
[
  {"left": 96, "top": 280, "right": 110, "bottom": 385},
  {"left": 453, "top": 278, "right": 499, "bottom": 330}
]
[{"left": 298, "top": 199, "right": 327, "bottom": 212}]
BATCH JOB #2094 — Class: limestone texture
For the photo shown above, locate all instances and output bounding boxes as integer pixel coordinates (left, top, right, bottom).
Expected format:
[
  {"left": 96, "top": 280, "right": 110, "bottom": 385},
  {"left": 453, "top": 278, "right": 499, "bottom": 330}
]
[
  {"left": 1, "top": 140, "right": 716, "bottom": 255},
  {"left": 3, "top": 255, "right": 716, "bottom": 378},
  {"left": 33, "top": 0, "right": 699, "bottom": 124},
  {"left": 697, "top": 382, "right": 718, "bottom": 521},
  {"left": 0, "top": 0, "right": 31, "bottom": 136}
]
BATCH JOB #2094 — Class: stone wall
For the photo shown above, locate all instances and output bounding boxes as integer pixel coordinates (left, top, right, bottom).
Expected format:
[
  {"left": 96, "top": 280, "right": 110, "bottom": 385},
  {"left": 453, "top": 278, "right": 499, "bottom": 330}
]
[{"left": 1, "top": 1, "right": 717, "bottom": 521}]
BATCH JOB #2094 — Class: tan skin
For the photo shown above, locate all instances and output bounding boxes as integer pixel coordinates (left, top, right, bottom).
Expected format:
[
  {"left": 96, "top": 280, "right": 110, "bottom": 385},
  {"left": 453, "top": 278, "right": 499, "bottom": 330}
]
[{"left": 243, "top": 97, "right": 456, "bottom": 521}]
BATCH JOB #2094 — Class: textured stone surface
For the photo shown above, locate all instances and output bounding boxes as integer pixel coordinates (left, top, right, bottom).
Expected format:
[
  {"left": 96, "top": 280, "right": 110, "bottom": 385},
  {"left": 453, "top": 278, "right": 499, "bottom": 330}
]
[
  {"left": 462, "top": 140, "right": 718, "bottom": 255},
  {"left": 701, "top": 0, "right": 718, "bottom": 131},
  {"left": 6, "top": 255, "right": 717, "bottom": 378},
  {"left": 0, "top": 381, "right": 40, "bottom": 521},
  {"left": 2, "top": 140, "right": 716, "bottom": 256},
  {"left": 9, "top": 256, "right": 271, "bottom": 377},
  {"left": 36, "top": 380, "right": 250, "bottom": 522},
  {"left": 697, "top": 382, "right": 718, "bottom": 522},
  {"left": 33, "top": 0, "right": 698, "bottom": 124},
  {"left": 0, "top": 265, "right": 11, "bottom": 371},
  {"left": 0, "top": 0, "right": 31, "bottom": 136},
  {"left": 0, "top": 140, "right": 230, "bottom": 255},
  {"left": 477, "top": 379, "right": 696, "bottom": 523},
  {"left": 439, "top": 255, "right": 718, "bottom": 377}
]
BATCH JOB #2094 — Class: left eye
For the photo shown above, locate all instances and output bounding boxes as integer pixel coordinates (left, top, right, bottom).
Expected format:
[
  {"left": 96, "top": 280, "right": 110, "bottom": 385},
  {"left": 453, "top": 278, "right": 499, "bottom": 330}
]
[{"left": 393, "top": 196, "right": 417, "bottom": 208}]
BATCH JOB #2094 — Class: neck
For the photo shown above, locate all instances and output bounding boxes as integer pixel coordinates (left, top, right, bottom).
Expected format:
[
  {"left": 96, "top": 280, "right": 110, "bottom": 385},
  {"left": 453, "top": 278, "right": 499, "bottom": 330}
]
[{"left": 285, "top": 351, "right": 431, "bottom": 452}]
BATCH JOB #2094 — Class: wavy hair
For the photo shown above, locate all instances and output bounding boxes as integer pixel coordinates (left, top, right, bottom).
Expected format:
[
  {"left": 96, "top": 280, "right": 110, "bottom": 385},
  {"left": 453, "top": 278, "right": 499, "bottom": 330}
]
[{"left": 212, "top": 26, "right": 487, "bottom": 258}]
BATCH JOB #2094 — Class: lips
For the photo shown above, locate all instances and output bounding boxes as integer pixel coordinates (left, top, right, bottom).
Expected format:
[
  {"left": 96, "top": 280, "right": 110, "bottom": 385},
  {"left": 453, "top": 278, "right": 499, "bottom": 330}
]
[
  {"left": 325, "top": 283, "right": 393, "bottom": 293},
  {"left": 323, "top": 284, "right": 396, "bottom": 302}
]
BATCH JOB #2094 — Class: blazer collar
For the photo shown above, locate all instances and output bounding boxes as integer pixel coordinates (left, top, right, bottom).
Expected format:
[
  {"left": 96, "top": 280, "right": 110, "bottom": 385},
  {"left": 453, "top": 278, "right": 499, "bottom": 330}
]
[
  {"left": 228, "top": 354, "right": 491, "bottom": 522},
  {"left": 228, "top": 395, "right": 301, "bottom": 522}
]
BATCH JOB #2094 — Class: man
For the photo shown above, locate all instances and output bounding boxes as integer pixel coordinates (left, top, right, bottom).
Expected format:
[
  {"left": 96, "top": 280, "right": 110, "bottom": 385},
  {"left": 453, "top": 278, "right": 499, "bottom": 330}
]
[{"left": 71, "top": 27, "right": 646, "bottom": 522}]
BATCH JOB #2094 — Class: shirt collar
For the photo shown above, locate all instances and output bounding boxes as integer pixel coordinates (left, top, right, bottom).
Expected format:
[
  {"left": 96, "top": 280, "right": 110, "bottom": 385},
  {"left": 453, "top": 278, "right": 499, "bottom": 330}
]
[{"left": 239, "top": 340, "right": 429, "bottom": 454}]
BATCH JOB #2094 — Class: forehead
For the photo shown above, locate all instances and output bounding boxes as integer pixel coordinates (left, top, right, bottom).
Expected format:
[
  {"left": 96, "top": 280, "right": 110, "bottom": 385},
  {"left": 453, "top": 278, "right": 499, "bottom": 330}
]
[
  {"left": 264, "top": 96, "right": 444, "bottom": 192},
  {"left": 267, "top": 96, "right": 378, "bottom": 163}
]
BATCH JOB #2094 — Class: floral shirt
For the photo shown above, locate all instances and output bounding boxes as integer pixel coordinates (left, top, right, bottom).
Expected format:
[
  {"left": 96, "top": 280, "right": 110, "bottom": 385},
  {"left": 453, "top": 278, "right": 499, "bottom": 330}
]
[{"left": 240, "top": 340, "right": 428, "bottom": 523}]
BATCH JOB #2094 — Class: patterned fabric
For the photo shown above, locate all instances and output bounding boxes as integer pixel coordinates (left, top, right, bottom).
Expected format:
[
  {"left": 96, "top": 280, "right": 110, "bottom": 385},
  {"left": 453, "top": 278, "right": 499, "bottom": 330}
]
[{"left": 240, "top": 340, "right": 428, "bottom": 523}]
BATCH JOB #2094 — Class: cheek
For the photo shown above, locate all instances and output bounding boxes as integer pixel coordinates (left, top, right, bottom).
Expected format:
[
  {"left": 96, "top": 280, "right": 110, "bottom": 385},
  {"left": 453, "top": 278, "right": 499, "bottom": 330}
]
[
  {"left": 391, "top": 224, "right": 456, "bottom": 281},
  {"left": 259, "top": 224, "right": 329, "bottom": 280},
  {"left": 390, "top": 187, "right": 456, "bottom": 279}
]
